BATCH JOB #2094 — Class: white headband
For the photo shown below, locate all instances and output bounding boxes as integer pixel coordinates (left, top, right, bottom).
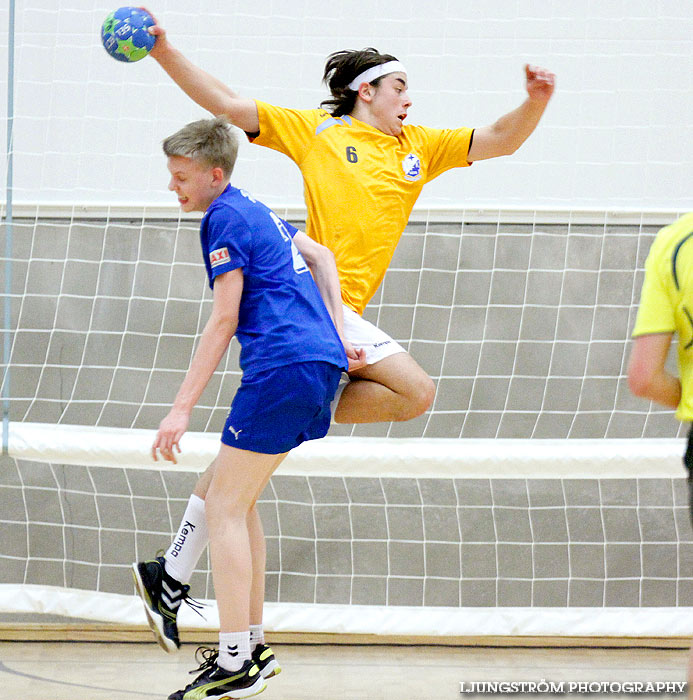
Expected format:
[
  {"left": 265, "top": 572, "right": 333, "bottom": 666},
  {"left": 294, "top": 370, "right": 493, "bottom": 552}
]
[{"left": 348, "top": 60, "right": 407, "bottom": 91}]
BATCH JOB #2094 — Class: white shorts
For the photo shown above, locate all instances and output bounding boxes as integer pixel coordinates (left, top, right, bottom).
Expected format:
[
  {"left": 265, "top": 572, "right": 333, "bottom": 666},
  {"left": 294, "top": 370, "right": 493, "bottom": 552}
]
[
  {"left": 330, "top": 305, "right": 407, "bottom": 416},
  {"left": 342, "top": 304, "right": 405, "bottom": 366}
]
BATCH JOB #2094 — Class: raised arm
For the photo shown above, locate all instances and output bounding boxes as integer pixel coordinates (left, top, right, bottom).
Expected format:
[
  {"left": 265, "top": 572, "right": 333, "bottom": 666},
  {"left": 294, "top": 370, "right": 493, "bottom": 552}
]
[
  {"left": 146, "top": 12, "right": 260, "bottom": 133},
  {"left": 152, "top": 269, "right": 244, "bottom": 462},
  {"left": 292, "top": 232, "right": 366, "bottom": 372},
  {"left": 467, "top": 64, "right": 555, "bottom": 162}
]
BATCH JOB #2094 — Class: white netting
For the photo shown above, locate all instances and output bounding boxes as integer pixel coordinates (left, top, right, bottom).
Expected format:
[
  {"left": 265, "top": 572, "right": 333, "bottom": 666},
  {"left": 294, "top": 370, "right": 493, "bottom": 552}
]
[
  {"left": 2, "top": 210, "right": 688, "bottom": 440},
  {"left": 3, "top": 0, "right": 692, "bottom": 438},
  {"left": 2, "top": 426, "right": 692, "bottom": 638},
  {"left": 3, "top": 1, "right": 693, "bottom": 639},
  {"left": 4, "top": 1, "right": 693, "bottom": 210}
]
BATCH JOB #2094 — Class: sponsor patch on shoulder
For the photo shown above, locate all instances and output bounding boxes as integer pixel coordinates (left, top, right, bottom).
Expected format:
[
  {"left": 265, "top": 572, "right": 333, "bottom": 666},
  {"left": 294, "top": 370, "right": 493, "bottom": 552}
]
[{"left": 210, "top": 247, "right": 230, "bottom": 268}]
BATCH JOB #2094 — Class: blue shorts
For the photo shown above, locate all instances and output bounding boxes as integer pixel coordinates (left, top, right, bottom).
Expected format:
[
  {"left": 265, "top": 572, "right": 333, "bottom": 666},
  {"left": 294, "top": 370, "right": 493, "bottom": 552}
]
[{"left": 221, "top": 361, "right": 344, "bottom": 454}]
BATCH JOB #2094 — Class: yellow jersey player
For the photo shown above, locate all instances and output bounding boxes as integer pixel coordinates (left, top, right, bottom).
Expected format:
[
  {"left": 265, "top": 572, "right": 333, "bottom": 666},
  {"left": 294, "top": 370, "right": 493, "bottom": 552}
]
[
  {"left": 629, "top": 213, "right": 693, "bottom": 418},
  {"left": 143, "top": 11, "right": 555, "bottom": 428},
  {"left": 628, "top": 212, "right": 693, "bottom": 696}
]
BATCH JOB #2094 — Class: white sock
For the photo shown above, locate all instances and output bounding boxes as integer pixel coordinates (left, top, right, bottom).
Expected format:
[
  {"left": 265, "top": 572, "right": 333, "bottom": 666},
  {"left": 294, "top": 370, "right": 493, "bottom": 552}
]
[
  {"left": 249, "top": 624, "right": 265, "bottom": 650},
  {"left": 163, "top": 494, "right": 208, "bottom": 583},
  {"left": 218, "top": 630, "right": 251, "bottom": 672}
]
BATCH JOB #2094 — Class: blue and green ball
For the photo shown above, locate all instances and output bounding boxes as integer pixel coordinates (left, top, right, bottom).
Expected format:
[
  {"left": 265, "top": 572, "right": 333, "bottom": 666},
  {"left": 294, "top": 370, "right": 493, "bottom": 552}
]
[{"left": 101, "top": 7, "right": 155, "bottom": 63}]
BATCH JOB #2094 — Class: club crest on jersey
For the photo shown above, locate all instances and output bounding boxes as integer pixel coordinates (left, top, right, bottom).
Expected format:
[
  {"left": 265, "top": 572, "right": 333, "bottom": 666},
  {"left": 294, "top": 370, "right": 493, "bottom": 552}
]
[
  {"left": 401, "top": 153, "right": 421, "bottom": 181},
  {"left": 210, "top": 247, "right": 230, "bottom": 268}
]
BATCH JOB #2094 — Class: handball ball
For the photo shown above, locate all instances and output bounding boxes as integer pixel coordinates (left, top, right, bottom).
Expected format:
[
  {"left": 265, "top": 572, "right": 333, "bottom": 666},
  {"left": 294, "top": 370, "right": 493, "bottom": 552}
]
[{"left": 101, "top": 7, "right": 155, "bottom": 62}]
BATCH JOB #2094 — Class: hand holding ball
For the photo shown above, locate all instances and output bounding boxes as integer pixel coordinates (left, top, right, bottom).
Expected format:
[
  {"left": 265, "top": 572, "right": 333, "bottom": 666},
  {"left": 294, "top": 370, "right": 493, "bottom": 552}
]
[{"left": 101, "top": 7, "right": 156, "bottom": 62}]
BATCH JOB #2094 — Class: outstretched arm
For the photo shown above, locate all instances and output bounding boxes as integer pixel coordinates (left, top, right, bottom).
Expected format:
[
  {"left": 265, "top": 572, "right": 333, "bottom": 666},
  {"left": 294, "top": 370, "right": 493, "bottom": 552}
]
[
  {"left": 627, "top": 332, "right": 681, "bottom": 409},
  {"left": 467, "top": 64, "right": 555, "bottom": 162},
  {"left": 145, "top": 10, "right": 260, "bottom": 133},
  {"left": 292, "top": 232, "right": 366, "bottom": 372},
  {"left": 152, "top": 269, "right": 244, "bottom": 462}
]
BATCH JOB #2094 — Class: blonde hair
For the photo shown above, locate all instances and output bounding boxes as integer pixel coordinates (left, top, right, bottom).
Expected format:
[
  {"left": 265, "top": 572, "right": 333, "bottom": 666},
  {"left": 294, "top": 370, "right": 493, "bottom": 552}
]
[{"left": 162, "top": 117, "right": 239, "bottom": 177}]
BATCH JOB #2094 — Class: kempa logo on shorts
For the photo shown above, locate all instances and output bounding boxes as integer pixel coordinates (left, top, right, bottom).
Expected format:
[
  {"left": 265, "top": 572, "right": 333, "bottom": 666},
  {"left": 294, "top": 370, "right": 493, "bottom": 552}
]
[
  {"left": 401, "top": 153, "right": 421, "bottom": 181},
  {"left": 210, "top": 247, "right": 230, "bottom": 268},
  {"left": 373, "top": 340, "right": 392, "bottom": 348},
  {"left": 228, "top": 425, "right": 243, "bottom": 440},
  {"left": 170, "top": 521, "right": 195, "bottom": 558}
]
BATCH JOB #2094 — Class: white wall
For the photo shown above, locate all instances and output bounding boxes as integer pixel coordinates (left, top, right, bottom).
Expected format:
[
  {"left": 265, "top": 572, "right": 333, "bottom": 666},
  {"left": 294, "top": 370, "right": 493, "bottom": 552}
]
[{"left": 2, "top": 0, "right": 692, "bottom": 211}]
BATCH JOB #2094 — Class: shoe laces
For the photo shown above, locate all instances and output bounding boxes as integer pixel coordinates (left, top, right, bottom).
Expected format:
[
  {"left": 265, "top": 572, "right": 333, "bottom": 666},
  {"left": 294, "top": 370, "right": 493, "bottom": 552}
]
[
  {"left": 182, "top": 593, "right": 207, "bottom": 620},
  {"left": 182, "top": 646, "right": 219, "bottom": 688},
  {"left": 174, "top": 583, "right": 207, "bottom": 620},
  {"left": 155, "top": 551, "right": 207, "bottom": 620}
]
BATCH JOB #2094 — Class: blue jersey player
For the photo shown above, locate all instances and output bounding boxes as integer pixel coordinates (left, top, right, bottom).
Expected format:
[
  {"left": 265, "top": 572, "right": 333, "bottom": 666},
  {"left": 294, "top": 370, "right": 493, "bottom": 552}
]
[{"left": 132, "top": 117, "right": 363, "bottom": 700}]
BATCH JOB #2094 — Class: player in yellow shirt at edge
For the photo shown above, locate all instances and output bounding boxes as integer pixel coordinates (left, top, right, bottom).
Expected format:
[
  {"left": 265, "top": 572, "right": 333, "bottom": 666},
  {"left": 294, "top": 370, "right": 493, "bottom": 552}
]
[
  {"left": 143, "top": 11, "right": 555, "bottom": 429},
  {"left": 628, "top": 212, "right": 693, "bottom": 696}
]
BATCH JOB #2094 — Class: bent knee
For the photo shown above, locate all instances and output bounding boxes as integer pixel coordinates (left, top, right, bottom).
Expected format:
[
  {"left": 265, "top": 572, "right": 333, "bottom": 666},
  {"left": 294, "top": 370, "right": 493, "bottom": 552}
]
[{"left": 396, "top": 375, "right": 435, "bottom": 421}]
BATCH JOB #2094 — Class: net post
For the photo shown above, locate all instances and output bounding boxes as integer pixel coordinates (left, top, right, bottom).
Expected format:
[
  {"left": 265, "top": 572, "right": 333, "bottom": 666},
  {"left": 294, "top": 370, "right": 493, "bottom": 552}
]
[{"left": 2, "top": 0, "right": 15, "bottom": 455}]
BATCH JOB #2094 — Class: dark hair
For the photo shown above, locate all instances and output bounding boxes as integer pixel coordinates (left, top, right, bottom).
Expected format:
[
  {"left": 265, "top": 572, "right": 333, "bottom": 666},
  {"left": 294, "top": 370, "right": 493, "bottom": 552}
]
[{"left": 320, "top": 48, "right": 399, "bottom": 117}]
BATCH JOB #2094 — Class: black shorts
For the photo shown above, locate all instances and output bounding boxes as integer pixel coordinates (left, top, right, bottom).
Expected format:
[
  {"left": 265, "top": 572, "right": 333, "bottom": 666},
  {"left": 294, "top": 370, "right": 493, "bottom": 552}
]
[{"left": 683, "top": 427, "right": 693, "bottom": 526}]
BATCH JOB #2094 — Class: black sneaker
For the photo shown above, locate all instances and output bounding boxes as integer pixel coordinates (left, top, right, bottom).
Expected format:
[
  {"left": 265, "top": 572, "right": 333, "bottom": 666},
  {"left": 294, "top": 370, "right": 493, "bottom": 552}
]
[
  {"left": 252, "top": 643, "right": 281, "bottom": 679},
  {"left": 168, "top": 647, "right": 266, "bottom": 700},
  {"left": 131, "top": 556, "right": 203, "bottom": 653}
]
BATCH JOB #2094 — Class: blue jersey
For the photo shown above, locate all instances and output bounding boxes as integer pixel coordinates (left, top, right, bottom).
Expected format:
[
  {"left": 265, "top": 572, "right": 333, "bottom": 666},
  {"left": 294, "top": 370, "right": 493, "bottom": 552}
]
[{"left": 199, "top": 185, "right": 348, "bottom": 376}]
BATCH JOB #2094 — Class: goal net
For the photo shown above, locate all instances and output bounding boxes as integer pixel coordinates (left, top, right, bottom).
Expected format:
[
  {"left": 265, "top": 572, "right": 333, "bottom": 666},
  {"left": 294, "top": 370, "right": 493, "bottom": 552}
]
[
  {"left": 4, "top": 210, "right": 692, "bottom": 641},
  {"left": 2, "top": 0, "right": 693, "bottom": 641}
]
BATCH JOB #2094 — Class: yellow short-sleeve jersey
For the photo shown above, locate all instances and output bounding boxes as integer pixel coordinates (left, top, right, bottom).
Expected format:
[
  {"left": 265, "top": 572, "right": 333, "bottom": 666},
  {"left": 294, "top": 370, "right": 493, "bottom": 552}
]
[
  {"left": 250, "top": 101, "right": 473, "bottom": 315},
  {"left": 633, "top": 212, "right": 693, "bottom": 420}
]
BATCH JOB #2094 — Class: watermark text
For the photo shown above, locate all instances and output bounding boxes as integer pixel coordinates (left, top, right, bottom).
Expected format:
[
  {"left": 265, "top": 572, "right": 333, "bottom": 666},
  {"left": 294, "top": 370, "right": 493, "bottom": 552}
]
[{"left": 460, "top": 681, "right": 687, "bottom": 695}]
